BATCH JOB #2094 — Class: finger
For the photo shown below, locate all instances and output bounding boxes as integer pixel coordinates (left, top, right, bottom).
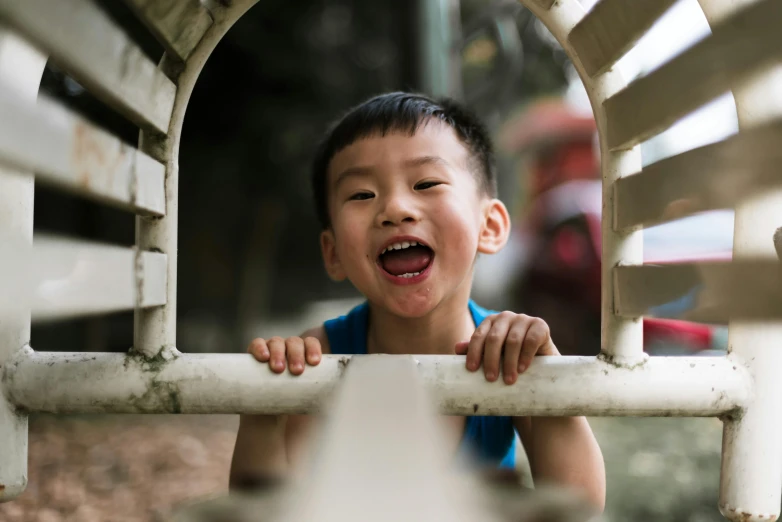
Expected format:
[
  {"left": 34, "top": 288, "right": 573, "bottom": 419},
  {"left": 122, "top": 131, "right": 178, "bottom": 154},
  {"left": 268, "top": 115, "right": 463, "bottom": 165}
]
[
  {"left": 539, "top": 338, "right": 560, "bottom": 357},
  {"left": 518, "top": 318, "right": 550, "bottom": 374},
  {"left": 304, "top": 336, "right": 322, "bottom": 366},
  {"left": 455, "top": 340, "right": 469, "bottom": 355},
  {"left": 482, "top": 312, "right": 514, "bottom": 382},
  {"left": 286, "top": 337, "right": 306, "bottom": 375},
  {"left": 466, "top": 318, "right": 493, "bottom": 372},
  {"left": 267, "top": 337, "right": 287, "bottom": 373},
  {"left": 503, "top": 320, "right": 529, "bottom": 385},
  {"left": 248, "top": 338, "right": 269, "bottom": 362}
]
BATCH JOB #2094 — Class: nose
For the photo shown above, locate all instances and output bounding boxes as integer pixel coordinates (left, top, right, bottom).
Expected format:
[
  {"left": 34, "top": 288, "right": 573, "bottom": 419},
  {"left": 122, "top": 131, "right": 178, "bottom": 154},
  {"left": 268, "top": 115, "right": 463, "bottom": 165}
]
[{"left": 376, "top": 192, "right": 419, "bottom": 227}]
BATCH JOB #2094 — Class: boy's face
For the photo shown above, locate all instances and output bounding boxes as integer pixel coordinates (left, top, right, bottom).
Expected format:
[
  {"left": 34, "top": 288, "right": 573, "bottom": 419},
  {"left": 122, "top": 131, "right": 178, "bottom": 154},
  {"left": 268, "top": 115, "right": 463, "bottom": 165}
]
[{"left": 320, "top": 121, "right": 510, "bottom": 318}]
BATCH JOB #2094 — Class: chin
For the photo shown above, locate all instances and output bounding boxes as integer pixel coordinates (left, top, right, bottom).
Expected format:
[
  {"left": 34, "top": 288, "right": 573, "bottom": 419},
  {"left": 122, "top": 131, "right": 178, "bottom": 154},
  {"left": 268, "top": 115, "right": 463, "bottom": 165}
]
[{"left": 381, "top": 292, "right": 439, "bottom": 318}]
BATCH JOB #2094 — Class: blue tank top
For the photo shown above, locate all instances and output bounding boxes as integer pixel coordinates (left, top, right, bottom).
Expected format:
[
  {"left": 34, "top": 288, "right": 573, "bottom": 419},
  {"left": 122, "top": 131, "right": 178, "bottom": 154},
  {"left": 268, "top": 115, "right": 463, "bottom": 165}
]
[{"left": 324, "top": 299, "right": 517, "bottom": 469}]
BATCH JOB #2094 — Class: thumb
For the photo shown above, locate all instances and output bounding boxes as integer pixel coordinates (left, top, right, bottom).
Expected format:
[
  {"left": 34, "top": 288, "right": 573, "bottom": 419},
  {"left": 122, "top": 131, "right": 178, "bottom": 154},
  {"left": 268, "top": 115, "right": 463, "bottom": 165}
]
[{"left": 455, "top": 340, "right": 469, "bottom": 355}]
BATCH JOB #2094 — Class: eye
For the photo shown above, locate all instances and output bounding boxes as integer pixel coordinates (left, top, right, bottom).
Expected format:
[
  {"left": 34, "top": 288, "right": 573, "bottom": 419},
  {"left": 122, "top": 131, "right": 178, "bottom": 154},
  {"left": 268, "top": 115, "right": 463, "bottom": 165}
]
[
  {"left": 415, "top": 181, "right": 442, "bottom": 190},
  {"left": 348, "top": 191, "right": 374, "bottom": 201}
]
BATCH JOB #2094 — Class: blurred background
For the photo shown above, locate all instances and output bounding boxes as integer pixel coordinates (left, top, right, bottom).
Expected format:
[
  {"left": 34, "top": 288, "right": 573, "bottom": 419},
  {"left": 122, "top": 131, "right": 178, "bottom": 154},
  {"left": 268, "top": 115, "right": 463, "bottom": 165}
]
[{"left": 4, "top": 0, "right": 741, "bottom": 520}]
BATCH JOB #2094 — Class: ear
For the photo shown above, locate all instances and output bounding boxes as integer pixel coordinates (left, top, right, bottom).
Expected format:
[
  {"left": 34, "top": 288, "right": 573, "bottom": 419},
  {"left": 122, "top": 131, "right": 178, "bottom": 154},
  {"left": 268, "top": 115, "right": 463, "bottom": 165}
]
[
  {"left": 477, "top": 198, "right": 511, "bottom": 255},
  {"left": 320, "top": 229, "right": 347, "bottom": 281}
]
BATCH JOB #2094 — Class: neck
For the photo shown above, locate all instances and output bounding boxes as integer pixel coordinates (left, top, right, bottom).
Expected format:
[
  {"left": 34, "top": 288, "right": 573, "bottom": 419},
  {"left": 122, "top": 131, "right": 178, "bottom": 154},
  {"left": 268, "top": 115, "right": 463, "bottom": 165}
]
[{"left": 366, "top": 292, "right": 475, "bottom": 356}]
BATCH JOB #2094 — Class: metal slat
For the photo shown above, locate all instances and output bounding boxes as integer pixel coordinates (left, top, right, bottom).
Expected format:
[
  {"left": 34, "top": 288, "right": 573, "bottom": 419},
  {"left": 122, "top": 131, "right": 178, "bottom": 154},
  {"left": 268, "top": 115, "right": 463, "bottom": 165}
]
[
  {"left": 614, "top": 121, "right": 782, "bottom": 230},
  {"left": 529, "top": 0, "right": 556, "bottom": 9},
  {"left": 569, "top": 0, "right": 678, "bottom": 77},
  {"left": 122, "top": 0, "right": 213, "bottom": 62},
  {"left": 603, "top": 0, "right": 782, "bottom": 151},
  {"left": 0, "top": 89, "right": 165, "bottom": 216},
  {"left": 0, "top": 0, "right": 176, "bottom": 134},
  {"left": 613, "top": 260, "right": 782, "bottom": 323},
  {"left": 31, "top": 236, "right": 167, "bottom": 321}
]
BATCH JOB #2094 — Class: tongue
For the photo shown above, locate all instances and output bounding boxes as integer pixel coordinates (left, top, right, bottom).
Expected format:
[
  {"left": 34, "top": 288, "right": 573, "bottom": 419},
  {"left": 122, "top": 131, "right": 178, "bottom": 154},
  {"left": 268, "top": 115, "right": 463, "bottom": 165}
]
[{"left": 380, "top": 246, "right": 433, "bottom": 276}]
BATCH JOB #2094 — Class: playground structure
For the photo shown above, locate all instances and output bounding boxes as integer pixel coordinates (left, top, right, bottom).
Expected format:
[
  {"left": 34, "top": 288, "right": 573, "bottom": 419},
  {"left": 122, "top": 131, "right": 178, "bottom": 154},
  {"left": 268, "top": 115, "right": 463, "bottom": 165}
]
[{"left": 1, "top": 0, "right": 782, "bottom": 520}]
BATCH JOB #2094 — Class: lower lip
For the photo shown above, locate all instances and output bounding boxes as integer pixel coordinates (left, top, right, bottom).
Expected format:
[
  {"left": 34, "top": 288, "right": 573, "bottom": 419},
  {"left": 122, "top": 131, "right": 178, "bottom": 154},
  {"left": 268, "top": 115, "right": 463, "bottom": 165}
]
[{"left": 377, "top": 257, "right": 434, "bottom": 285}]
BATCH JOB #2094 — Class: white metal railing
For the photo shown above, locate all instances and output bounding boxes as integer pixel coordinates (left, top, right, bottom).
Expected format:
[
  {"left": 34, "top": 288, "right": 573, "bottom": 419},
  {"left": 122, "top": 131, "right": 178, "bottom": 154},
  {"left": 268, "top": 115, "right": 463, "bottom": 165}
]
[{"left": 0, "top": 1, "right": 781, "bottom": 520}]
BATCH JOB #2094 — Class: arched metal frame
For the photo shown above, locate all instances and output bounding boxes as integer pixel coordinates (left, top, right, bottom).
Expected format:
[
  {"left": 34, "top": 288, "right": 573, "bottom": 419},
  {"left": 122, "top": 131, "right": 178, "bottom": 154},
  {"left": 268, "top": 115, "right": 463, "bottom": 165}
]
[{"left": 1, "top": 0, "right": 781, "bottom": 519}]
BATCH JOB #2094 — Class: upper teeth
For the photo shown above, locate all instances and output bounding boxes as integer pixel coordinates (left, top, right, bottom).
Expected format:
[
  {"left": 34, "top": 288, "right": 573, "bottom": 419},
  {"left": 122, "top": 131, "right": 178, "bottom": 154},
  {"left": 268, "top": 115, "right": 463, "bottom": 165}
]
[{"left": 381, "top": 240, "right": 419, "bottom": 254}]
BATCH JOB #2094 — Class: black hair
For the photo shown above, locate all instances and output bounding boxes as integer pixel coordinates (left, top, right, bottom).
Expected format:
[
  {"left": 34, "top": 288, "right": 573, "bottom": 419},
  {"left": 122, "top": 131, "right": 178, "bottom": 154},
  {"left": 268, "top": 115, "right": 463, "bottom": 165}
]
[{"left": 311, "top": 91, "right": 497, "bottom": 229}]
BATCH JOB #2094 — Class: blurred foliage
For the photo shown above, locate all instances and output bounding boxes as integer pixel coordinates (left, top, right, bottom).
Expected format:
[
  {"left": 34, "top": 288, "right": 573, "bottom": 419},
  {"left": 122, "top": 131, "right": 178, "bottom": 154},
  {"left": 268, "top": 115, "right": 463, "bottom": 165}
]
[{"left": 459, "top": 0, "right": 568, "bottom": 122}]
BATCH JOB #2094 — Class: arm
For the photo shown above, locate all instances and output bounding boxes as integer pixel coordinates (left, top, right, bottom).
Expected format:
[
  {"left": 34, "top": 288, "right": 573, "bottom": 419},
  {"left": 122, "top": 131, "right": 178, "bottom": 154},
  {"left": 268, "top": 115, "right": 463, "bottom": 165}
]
[
  {"left": 229, "top": 326, "right": 329, "bottom": 490},
  {"left": 514, "top": 415, "right": 606, "bottom": 511},
  {"left": 457, "top": 312, "right": 606, "bottom": 511}
]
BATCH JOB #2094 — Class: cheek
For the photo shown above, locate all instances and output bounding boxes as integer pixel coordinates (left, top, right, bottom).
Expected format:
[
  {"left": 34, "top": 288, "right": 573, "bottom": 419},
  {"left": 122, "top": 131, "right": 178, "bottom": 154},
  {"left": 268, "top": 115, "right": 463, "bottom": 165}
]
[
  {"left": 333, "top": 215, "right": 369, "bottom": 262},
  {"left": 432, "top": 198, "right": 481, "bottom": 260}
]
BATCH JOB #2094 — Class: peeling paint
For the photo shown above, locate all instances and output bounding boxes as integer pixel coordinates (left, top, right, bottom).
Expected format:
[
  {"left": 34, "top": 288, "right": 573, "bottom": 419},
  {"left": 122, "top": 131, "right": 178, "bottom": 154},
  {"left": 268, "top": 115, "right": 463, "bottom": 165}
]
[
  {"left": 597, "top": 352, "right": 648, "bottom": 370},
  {"left": 122, "top": 348, "right": 182, "bottom": 413},
  {"left": 134, "top": 248, "right": 145, "bottom": 308}
]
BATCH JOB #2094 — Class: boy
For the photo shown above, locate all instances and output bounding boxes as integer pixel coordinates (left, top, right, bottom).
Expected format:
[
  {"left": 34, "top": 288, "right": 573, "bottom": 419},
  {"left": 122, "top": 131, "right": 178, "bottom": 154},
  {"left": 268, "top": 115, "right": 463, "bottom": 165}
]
[{"left": 230, "top": 92, "right": 605, "bottom": 510}]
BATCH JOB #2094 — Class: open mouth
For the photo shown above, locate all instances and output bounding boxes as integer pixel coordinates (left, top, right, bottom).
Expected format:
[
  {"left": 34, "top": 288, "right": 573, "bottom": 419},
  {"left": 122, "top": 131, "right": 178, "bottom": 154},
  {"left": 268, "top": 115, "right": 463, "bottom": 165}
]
[{"left": 377, "top": 239, "right": 434, "bottom": 279}]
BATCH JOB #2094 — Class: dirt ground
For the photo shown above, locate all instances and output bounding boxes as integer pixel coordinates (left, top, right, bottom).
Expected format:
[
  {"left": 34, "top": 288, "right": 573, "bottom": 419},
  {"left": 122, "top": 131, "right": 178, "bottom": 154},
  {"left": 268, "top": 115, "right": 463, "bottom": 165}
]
[
  {"left": 0, "top": 415, "right": 239, "bottom": 522},
  {"left": 0, "top": 414, "right": 727, "bottom": 522}
]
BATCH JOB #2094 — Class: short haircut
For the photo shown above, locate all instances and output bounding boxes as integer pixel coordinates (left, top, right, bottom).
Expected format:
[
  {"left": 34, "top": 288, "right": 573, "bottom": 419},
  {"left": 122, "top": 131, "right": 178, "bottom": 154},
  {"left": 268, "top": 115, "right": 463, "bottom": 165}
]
[{"left": 311, "top": 92, "right": 497, "bottom": 229}]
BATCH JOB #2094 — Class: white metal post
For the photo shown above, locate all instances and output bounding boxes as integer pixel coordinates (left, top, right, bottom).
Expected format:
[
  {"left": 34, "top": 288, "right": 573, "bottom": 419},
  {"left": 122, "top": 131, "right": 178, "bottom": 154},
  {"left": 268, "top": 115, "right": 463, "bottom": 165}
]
[
  {"left": 697, "top": 1, "right": 782, "bottom": 520},
  {"left": 133, "top": 0, "right": 259, "bottom": 359},
  {"left": 520, "top": 0, "right": 645, "bottom": 366},
  {"left": 0, "top": 26, "right": 46, "bottom": 501}
]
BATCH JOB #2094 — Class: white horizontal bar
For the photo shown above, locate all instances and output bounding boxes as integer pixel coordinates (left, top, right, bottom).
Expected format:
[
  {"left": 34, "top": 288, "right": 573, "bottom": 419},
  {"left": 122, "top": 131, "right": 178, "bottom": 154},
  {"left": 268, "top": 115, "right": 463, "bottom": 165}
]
[
  {"left": 0, "top": 0, "right": 176, "bottom": 134},
  {"left": 122, "top": 0, "right": 213, "bottom": 62},
  {"left": 31, "top": 236, "right": 167, "bottom": 321},
  {"left": 3, "top": 350, "right": 750, "bottom": 416},
  {"left": 0, "top": 88, "right": 165, "bottom": 216},
  {"left": 614, "top": 260, "right": 782, "bottom": 323},
  {"left": 603, "top": 0, "right": 782, "bottom": 150},
  {"left": 568, "top": 0, "right": 677, "bottom": 77},
  {"left": 613, "top": 120, "right": 782, "bottom": 230}
]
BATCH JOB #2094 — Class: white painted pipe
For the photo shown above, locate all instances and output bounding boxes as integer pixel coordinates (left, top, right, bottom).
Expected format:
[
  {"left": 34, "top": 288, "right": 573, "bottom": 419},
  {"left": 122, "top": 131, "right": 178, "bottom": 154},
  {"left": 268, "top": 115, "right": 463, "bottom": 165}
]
[
  {"left": 698, "top": 2, "right": 782, "bottom": 521},
  {"left": 3, "top": 349, "right": 750, "bottom": 417},
  {"left": 0, "top": 26, "right": 47, "bottom": 502}
]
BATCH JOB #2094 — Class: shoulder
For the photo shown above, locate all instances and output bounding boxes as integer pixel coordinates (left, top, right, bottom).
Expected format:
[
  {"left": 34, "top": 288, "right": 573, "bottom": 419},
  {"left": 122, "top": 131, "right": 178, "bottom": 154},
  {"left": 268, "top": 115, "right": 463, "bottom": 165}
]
[
  {"left": 300, "top": 325, "right": 332, "bottom": 354},
  {"left": 319, "top": 301, "right": 370, "bottom": 355}
]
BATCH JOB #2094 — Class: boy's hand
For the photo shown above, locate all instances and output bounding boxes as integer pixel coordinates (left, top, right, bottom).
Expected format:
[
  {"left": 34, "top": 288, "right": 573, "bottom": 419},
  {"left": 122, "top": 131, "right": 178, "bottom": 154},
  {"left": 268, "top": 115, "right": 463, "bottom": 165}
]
[
  {"left": 248, "top": 337, "right": 322, "bottom": 375},
  {"left": 455, "top": 312, "right": 559, "bottom": 385}
]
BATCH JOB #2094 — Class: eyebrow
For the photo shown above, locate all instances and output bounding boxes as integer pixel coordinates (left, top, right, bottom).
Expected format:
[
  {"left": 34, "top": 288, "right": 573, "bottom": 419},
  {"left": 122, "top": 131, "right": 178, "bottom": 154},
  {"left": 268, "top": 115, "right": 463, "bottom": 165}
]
[
  {"left": 402, "top": 155, "right": 449, "bottom": 169},
  {"left": 333, "top": 156, "right": 449, "bottom": 189}
]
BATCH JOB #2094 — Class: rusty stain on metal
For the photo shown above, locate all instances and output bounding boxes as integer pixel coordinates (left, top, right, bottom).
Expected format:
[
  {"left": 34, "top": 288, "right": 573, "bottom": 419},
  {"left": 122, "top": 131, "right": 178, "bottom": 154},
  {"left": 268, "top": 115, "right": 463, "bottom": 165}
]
[
  {"left": 71, "top": 119, "right": 131, "bottom": 198},
  {"left": 129, "top": 154, "right": 138, "bottom": 207},
  {"left": 720, "top": 503, "right": 778, "bottom": 522},
  {"left": 134, "top": 248, "right": 145, "bottom": 309},
  {"left": 72, "top": 121, "right": 121, "bottom": 186}
]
